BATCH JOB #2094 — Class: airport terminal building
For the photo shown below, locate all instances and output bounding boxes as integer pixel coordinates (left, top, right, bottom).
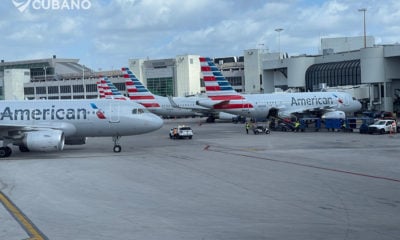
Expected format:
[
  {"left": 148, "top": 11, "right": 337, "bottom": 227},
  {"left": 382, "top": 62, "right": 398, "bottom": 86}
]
[
  {"left": 253, "top": 36, "right": 400, "bottom": 113},
  {"left": 1, "top": 36, "right": 400, "bottom": 113}
]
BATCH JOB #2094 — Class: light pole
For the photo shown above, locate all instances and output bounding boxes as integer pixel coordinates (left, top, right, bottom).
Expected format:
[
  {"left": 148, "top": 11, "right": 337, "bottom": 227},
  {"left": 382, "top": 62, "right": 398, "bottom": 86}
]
[
  {"left": 82, "top": 65, "right": 86, "bottom": 99},
  {"left": 358, "top": 8, "right": 367, "bottom": 48},
  {"left": 43, "top": 66, "right": 48, "bottom": 99},
  {"left": 275, "top": 28, "right": 283, "bottom": 56}
]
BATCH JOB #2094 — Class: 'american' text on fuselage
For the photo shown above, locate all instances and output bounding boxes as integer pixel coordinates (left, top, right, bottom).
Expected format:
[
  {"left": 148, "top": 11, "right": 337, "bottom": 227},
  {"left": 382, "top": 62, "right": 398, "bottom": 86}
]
[
  {"left": 291, "top": 97, "right": 334, "bottom": 106},
  {"left": 0, "top": 106, "right": 88, "bottom": 121}
]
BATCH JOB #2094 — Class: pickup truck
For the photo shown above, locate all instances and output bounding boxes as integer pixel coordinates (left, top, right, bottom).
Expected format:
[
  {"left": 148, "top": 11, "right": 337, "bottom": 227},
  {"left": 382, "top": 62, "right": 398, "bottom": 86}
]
[
  {"left": 169, "top": 125, "right": 193, "bottom": 139},
  {"left": 368, "top": 119, "right": 397, "bottom": 134}
]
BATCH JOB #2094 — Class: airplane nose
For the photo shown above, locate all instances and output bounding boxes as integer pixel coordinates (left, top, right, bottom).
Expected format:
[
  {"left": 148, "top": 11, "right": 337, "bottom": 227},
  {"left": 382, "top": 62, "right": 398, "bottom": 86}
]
[
  {"left": 355, "top": 100, "right": 362, "bottom": 111},
  {"left": 148, "top": 114, "right": 164, "bottom": 131}
]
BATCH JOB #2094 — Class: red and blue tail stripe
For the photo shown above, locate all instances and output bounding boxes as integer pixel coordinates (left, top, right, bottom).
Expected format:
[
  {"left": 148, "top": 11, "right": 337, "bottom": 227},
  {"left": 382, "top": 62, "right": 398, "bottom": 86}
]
[
  {"left": 121, "top": 67, "right": 160, "bottom": 108},
  {"left": 199, "top": 57, "right": 244, "bottom": 101},
  {"left": 199, "top": 57, "right": 253, "bottom": 109},
  {"left": 98, "top": 76, "right": 127, "bottom": 100},
  {"left": 96, "top": 81, "right": 105, "bottom": 99}
]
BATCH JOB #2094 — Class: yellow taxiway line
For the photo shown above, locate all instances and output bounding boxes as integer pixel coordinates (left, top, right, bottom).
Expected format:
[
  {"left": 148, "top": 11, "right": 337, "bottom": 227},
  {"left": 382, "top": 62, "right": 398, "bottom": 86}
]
[{"left": 0, "top": 191, "right": 47, "bottom": 240}]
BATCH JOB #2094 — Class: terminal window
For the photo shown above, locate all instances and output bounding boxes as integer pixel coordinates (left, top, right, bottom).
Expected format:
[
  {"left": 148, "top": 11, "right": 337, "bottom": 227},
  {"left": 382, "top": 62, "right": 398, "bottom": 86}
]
[
  {"left": 73, "top": 85, "right": 84, "bottom": 93},
  {"left": 24, "top": 87, "right": 34, "bottom": 95},
  {"left": 60, "top": 86, "right": 71, "bottom": 93},
  {"left": 48, "top": 86, "right": 59, "bottom": 94},
  {"left": 36, "top": 87, "right": 46, "bottom": 94},
  {"left": 226, "top": 76, "right": 242, "bottom": 86},
  {"left": 85, "top": 84, "right": 97, "bottom": 93},
  {"left": 147, "top": 77, "right": 173, "bottom": 96}
]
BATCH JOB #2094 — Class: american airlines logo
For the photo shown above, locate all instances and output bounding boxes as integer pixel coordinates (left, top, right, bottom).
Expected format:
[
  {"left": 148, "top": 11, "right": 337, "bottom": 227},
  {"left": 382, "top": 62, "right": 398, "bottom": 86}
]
[{"left": 12, "top": 0, "right": 92, "bottom": 13}]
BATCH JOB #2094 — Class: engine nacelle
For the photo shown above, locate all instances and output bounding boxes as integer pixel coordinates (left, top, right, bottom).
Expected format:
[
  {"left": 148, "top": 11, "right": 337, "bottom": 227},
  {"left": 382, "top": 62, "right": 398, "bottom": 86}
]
[
  {"left": 322, "top": 111, "right": 346, "bottom": 119},
  {"left": 65, "top": 136, "right": 87, "bottom": 145},
  {"left": 218, "top": 112, "right": 237, "bottom": 120},
  {"left": 23, "top": 130, "right": 65, "bottom": 152}
]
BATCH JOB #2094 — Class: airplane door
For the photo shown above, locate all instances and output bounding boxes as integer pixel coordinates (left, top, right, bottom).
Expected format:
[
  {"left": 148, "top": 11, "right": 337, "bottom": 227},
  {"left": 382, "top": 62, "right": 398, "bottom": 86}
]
[
  {"left": 344, "top": 95, "right": 350, "bottom": 105},
  {"left": 340, "top": 95, "right": 350, "bottom": 106},
  {"left": 109, "top": 102, "right": 120, "bottom": 123}
]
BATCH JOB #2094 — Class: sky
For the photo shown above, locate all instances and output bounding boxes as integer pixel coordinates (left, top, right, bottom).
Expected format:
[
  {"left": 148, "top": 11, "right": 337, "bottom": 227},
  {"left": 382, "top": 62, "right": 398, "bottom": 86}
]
[{"left": 1, "top": 0, "right": 400, "bottom": 71}]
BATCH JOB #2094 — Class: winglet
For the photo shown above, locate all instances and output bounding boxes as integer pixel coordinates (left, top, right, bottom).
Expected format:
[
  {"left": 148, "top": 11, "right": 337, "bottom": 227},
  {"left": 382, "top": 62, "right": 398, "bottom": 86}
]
[{"left": 168, "top": 95, "right": 180, "bottom": 108}]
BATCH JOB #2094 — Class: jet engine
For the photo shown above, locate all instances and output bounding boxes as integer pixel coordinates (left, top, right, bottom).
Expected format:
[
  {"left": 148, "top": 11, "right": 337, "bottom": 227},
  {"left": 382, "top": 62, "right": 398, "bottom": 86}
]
[
  {"left": 218, "top": 112, "right": 237, "bottom": 120},
  {"left": 22, "top": 130, "right": 65, "bottom": 152},
  {"left": 321, "top": 111, "right": 346, "bottom": 119},
  {"left": 65, "top": 136, "right": 87, "bottom": 145}
]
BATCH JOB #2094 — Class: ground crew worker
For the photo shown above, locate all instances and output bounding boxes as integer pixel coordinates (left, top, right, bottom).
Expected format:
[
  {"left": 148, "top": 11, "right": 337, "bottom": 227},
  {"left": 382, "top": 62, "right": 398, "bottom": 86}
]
[
  {"left": 294, "top": 120, "right": 300, "bottom": 132},
  {"left": 245, "top": 122, "right": 250, "bottom": 134},
  {"left": 341, "top": 119, "right": 346, "bottom": 132},
  {"left": 390, "top": 121, "right": 396, "bottom": 134}
]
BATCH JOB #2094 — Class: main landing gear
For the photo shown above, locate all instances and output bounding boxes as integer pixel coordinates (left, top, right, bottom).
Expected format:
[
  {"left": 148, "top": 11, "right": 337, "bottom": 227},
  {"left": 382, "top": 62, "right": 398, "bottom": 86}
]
[
  {"left": 112, "top": 136, "right": 122, "bottom": 153},
  {"left": 0, "top": 147, "right": 12, "bottom": 158}
]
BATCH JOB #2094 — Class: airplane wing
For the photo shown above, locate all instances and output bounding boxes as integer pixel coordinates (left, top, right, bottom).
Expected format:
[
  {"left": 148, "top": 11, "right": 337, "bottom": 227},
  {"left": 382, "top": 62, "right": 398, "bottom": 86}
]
[
  {"left": 196, "top": 98, "right": 229, "bottom": 109},
  {"left": 276, "top": 104, "right": 339, "bottom": 118},
  {"left": 213, "top": 100, "right": 232, "bottom": 109},
  {"left": 167, "top": 96, "right": 212, "bottom": 116}
]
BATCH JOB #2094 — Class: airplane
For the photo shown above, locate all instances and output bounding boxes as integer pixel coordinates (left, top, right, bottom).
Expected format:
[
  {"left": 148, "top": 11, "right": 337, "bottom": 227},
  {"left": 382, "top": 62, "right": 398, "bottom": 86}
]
[
  {"left": 120, "top": 67, "right": 236, "bottom": 122},
  {"left": 197, "top": 57, "right": 362, "bottom": 120},
  {"left": 0, "top": 99, "right": 163, "bottom": 158}
]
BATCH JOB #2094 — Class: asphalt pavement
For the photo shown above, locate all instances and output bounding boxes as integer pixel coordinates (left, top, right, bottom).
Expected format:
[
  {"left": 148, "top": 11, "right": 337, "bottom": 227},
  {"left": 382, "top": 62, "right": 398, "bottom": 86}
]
[{"left": 0, "top": 118, "right": 399, "bottom": 240}]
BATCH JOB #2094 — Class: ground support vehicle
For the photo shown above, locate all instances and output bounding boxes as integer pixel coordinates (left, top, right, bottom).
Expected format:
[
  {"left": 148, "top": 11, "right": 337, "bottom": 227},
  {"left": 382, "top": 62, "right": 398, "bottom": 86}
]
[
  {"left": 169, "top": 126, "right": 194, "bottom": 139},
  {"left": 368, "top": 119, "right": 397, "bottom": 134},
  {"left": 253, "top": 125, "right": 271, "bottom": 135},
  {"left": 299, "top": 118, "right": 321, "bottom": 132}
]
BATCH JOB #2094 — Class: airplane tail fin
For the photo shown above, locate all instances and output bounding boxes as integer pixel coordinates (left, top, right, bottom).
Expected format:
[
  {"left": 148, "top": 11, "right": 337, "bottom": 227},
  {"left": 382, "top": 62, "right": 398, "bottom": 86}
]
[
  {"left": 199, "top": 57, "right": 244, "bottom": 100},
  {"left": 98, "top": 76, "right": 127, "bottom": 100},
  {"left": 96, "top": 81, "right": 105, "bottom": 99},
  {"left": 121, "top": 67, "right": 160, "bottom": 107}
]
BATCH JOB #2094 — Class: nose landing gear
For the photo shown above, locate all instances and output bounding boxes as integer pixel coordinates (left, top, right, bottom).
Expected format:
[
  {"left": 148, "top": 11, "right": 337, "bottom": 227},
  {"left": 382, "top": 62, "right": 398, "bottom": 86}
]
[{"left": 112, "top": 136, "right": 122, "bottom": 153}]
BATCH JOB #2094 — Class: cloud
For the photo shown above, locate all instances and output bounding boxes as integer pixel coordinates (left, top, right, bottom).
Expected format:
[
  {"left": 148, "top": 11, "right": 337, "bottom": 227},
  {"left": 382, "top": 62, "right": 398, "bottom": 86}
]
[{"left": 1, "top": 0, "right": 400, "bottom": 69}]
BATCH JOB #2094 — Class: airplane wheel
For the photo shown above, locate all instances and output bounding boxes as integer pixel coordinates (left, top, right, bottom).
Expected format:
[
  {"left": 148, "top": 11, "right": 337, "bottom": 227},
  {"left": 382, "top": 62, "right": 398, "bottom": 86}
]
[
  {"left": 19, "top": 145, "right": 30, "bottom": 152},
  {"left": 0, "top": 147, "right": 12, "bottom": 158},
  {"left": 113, "top": 145, "right": 122, "bottom": 153}
]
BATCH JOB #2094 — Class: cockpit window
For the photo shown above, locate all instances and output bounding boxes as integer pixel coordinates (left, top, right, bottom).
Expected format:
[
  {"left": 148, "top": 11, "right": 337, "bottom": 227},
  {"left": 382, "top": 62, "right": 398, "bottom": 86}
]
[{"left": 132, "top": 108, "right": 148, "bottom": 114}]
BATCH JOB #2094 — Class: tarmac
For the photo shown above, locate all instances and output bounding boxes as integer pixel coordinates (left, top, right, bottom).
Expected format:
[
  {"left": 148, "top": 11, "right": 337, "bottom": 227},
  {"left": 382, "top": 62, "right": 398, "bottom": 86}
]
[{"left": 0, "top": 118, "right": 399, "bottom": 240}]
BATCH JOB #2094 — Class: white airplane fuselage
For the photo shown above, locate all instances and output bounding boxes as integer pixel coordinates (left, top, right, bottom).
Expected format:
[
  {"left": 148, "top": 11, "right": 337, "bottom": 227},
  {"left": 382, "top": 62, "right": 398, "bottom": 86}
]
[
  {"left": 0, "top": 99, "right": 163, "bottom": 157},
  {"left": 0, "top": 99, "right": 163, "bottom": 137},
  {"left": 199, "top": 91, "right": 361, "bottom": 119}
]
